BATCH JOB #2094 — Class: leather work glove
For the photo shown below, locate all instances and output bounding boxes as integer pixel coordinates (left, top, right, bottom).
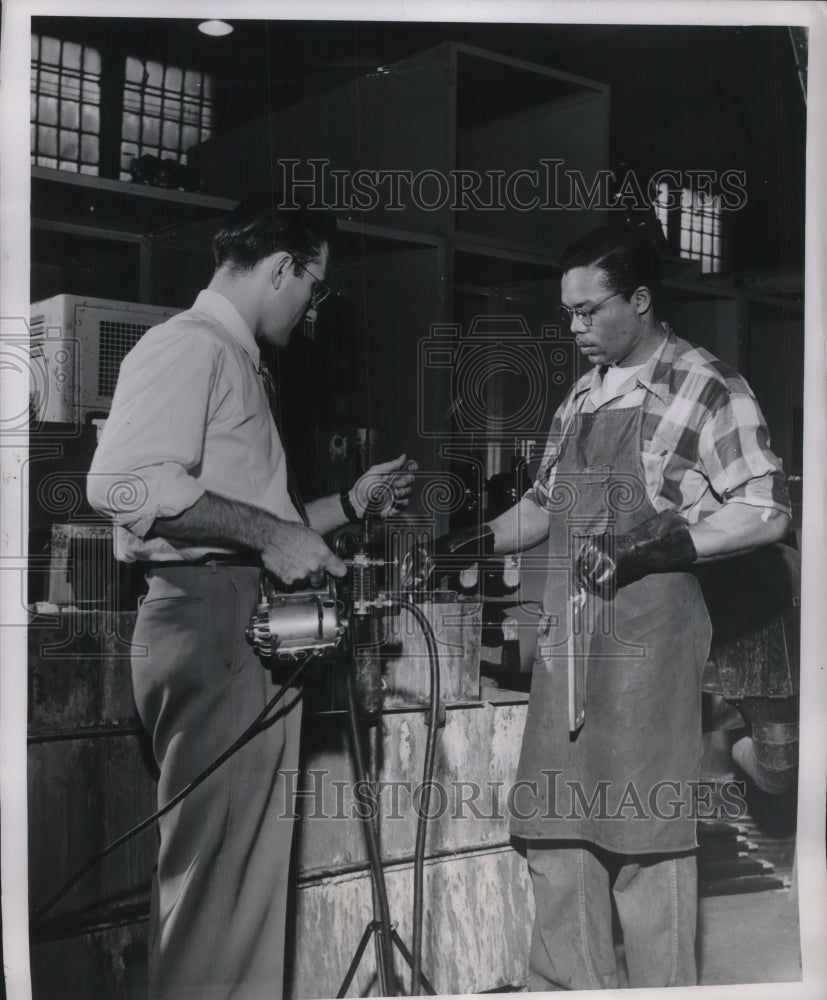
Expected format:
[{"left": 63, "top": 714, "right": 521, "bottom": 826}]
[{"left": 575, "top": 509, "right": 697, "bottom": 599}]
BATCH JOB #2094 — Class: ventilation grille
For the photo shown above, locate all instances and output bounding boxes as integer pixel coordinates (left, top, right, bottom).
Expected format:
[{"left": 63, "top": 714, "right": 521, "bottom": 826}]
[
  {"left": 30, "top": 314, "right": 46, "bottom": 353},
  {"left": 98, "top": 320, "right": 150, "bottom": 396}
]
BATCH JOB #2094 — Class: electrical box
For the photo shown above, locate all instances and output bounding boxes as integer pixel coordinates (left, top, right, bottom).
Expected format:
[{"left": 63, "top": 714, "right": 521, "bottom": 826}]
[{"left": 29, "top": 294, "right": 179, "bottom": 424}]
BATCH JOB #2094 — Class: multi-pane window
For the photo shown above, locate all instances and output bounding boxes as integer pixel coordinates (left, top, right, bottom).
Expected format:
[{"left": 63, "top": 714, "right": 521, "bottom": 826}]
[
  {"left": 653, "top": 181, "right": 731, "bottom": 275},
  {"left": 30, "top": 34, "right": 102, "bottom": 174},
  {"left": 679, "top": 187, "right": 729, "bottom": 275},
  {"left": 120, "top": 57, "right": 214, "bottom": 180}
]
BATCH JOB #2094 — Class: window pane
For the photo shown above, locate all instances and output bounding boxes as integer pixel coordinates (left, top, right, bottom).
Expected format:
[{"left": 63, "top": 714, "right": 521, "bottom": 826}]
[
  {"left": 142, "top": 117, "right": 160, "bottom": 145},
  {"left": 39, "top": 126, "right": 57, "bottom": 156},
  {"left": 62, "top": 42, "right": 81, "bottom": 71},
  {"left": 62, "top": 75, "right": 81, "bottom": 103},
  {"left": 81, "top": 104, "right": 100, "bottom": 133},
  {"left": 81, "top": 79, "right": 100, "bottom": 103},
  {"left": 41, "top": 37, "right": 61, "bottom": 64},
  {"left": 81, "top": 134, "right": 99, "bottom": 163},
  {"left": 125, "top": 56, "right": 144, "bottom": 83},
  {"left": 38, "top": 95, "right": 58, "bottom": 124},
  {"left": 83, "top": 48, "right": 101, "bottom": 74},
  {"left": 60, "top": 101, "right": 79, "bottom": 129},
  {"left": 182, "top": 124, "right": 199, "bottom": 150},
  {"left": 145, "top": 61, "right": 164, "bottom": 88},
  {"left": 162, "top": 120, "right": 180, "bottom": 150},
  {"left": 122, "top": 111, "right": 141, "bottom": 141},
  {"left": 184, "top": 69, "right": 202, "bottom": 95},
  {"left": 59, "top": 132, "right": 79, "bottom": 159},
  {"left": 165, "top": 66, "right": 182, "bottom": 91}
]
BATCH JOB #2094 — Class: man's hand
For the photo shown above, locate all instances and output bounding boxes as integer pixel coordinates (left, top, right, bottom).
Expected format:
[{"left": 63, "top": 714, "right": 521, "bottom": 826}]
[
  {"left": 149, "top": 491, "right": 347, "bottom": 587},
  {"left": 349, "top": 454, "right": 417, "bottom": 518},
  {"left": 575, "top": 509, "right": 698, "bottom": 599},
  {"left": 261, "top": 520, "right": 347, "bottom": 586}
]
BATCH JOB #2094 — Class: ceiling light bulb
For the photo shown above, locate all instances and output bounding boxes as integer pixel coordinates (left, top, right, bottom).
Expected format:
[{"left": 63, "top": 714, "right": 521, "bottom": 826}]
[{"left": 198, "top": 20, "right": 234, "bottom": 37}]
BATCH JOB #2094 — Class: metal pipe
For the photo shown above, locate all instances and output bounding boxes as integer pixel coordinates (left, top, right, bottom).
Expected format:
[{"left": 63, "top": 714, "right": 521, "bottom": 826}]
[{"left": 342, "top": 661, "right": 395, "bottom": 995}]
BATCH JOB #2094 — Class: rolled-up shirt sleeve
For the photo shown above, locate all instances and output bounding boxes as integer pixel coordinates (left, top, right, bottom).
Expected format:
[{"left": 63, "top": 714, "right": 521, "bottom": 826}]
[
  {"left": 87, "top": 325, "right": 218, "bottom": 538},
  {"left": 697, "top": 388, "right": 791, "bottom": 515}
]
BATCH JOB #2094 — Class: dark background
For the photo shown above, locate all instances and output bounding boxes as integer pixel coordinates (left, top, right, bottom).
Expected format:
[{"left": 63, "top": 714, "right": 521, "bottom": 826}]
[{"left": 37, "top": 18, "right": 807, "bottom": 274}]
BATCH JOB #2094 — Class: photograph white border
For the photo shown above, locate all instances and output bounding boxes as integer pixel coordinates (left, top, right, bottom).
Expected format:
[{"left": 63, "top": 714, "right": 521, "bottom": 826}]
[{"left": 2, "top": 2, "right": 825, "bottom": 999}]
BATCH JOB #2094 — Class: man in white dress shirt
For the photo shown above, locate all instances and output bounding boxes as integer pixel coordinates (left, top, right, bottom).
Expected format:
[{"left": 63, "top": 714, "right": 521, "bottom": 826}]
[{"left": 88, "top": 199, "right": 414, "bottom": 1000}]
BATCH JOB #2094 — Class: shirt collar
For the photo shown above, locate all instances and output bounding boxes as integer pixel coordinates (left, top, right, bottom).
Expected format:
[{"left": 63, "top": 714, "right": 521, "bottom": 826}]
[
  {"left": 569, "top": 323, "right": 676, "bottom": 407},
  {"left": 192, "top": 289, "right": 261, "bottom": 369},
  {"left": 634, "top": 324, "right": 677, "bottom": 404}
]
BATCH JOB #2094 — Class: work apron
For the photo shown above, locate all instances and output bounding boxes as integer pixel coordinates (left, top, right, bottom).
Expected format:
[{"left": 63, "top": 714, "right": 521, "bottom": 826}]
[{"left": 511, "top": 403, "right": 712, "bottom": 854}]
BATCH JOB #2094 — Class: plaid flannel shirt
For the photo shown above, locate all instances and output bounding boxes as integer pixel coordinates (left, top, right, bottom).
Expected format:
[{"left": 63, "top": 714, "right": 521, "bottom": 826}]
[{"left": 526, "top": 327, "right": 790, "bottom": 523}]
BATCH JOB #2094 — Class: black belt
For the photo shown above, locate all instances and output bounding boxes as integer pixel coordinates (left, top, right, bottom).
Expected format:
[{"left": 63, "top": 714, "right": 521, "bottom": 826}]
[{"left": 141, "top": 554, "right": 262, "bottom": 570}]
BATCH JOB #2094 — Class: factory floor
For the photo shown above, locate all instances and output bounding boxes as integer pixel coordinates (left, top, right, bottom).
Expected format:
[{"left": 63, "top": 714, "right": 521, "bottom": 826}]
[
  {"left": 697, "top": 880, "right": 800, "bottom": 985},
  {"left": 695, "top": 727, "right": 801, "bottom": 987}
]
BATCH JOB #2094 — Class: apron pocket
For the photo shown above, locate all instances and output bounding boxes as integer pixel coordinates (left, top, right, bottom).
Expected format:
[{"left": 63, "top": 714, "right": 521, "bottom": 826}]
[{"left": 569, "top": 466, "right": 613, "bottom": 538}]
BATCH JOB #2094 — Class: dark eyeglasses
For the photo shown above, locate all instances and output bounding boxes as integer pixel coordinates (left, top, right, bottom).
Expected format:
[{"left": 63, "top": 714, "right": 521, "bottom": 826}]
[
  {"left": 559, "top": 291, "right": 623, "bottom": 329},
  {"left": 297, "top": 262, "right": 332, "bottom": 308}
]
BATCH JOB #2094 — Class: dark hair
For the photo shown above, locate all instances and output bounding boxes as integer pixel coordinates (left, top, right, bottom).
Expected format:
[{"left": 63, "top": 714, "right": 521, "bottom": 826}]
[
  {"left": 559, "top": 225, "right": 662, "bottom": 302},
  {"left": 212, "top": 194, "right": 337, "bottom": 274}
]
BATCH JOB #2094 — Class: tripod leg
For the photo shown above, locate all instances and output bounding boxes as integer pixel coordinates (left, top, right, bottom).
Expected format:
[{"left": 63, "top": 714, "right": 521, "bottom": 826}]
[
  {"left": 343, "top": 663, "right": 395, "bottom": 994},
  {"left": 337, "top": 923, "right": 378, "bottom": 999},
  {"left": 391, "top": 930, "right": 438, "bottom": 996}
]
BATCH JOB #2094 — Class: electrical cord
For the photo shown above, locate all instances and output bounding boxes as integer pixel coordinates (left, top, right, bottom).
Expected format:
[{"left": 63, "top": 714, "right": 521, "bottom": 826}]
[
  {"left": 30, "top": 655, "right": 315, "bottom": 930},
  {"left": 401, "top": 600, "right": 441, "bottom": 997}
]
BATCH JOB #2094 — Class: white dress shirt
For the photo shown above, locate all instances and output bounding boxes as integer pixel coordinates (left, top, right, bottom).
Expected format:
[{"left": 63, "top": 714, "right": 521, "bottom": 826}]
[{"left": 87, "top": 289, "right": 301, "bottom": 562}]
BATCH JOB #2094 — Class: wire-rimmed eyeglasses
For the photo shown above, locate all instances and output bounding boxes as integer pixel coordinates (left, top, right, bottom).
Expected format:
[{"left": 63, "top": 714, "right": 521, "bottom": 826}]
[
  {"left": 558, "top": 290, "right": 623, "bottom": 328},
  {"left": 297, "top": 262, "right": 333, "bottom": 309}
]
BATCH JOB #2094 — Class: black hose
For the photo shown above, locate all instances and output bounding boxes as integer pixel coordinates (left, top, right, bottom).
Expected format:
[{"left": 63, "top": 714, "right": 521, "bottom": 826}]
[
  {"left": 401, "top": 600, "right": 441, "bottom": 996},
  {"left": 31, "top": 657, "right": 313, "bottom": 929},
  {"left": 342, "top": 654, "right": 396, "bottom": 996}
]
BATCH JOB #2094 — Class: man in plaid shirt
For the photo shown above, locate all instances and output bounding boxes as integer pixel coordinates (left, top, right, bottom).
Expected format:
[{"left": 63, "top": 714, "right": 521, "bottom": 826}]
[{"left": 435, "top": 225, "right": 790, "bottom": 989}]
